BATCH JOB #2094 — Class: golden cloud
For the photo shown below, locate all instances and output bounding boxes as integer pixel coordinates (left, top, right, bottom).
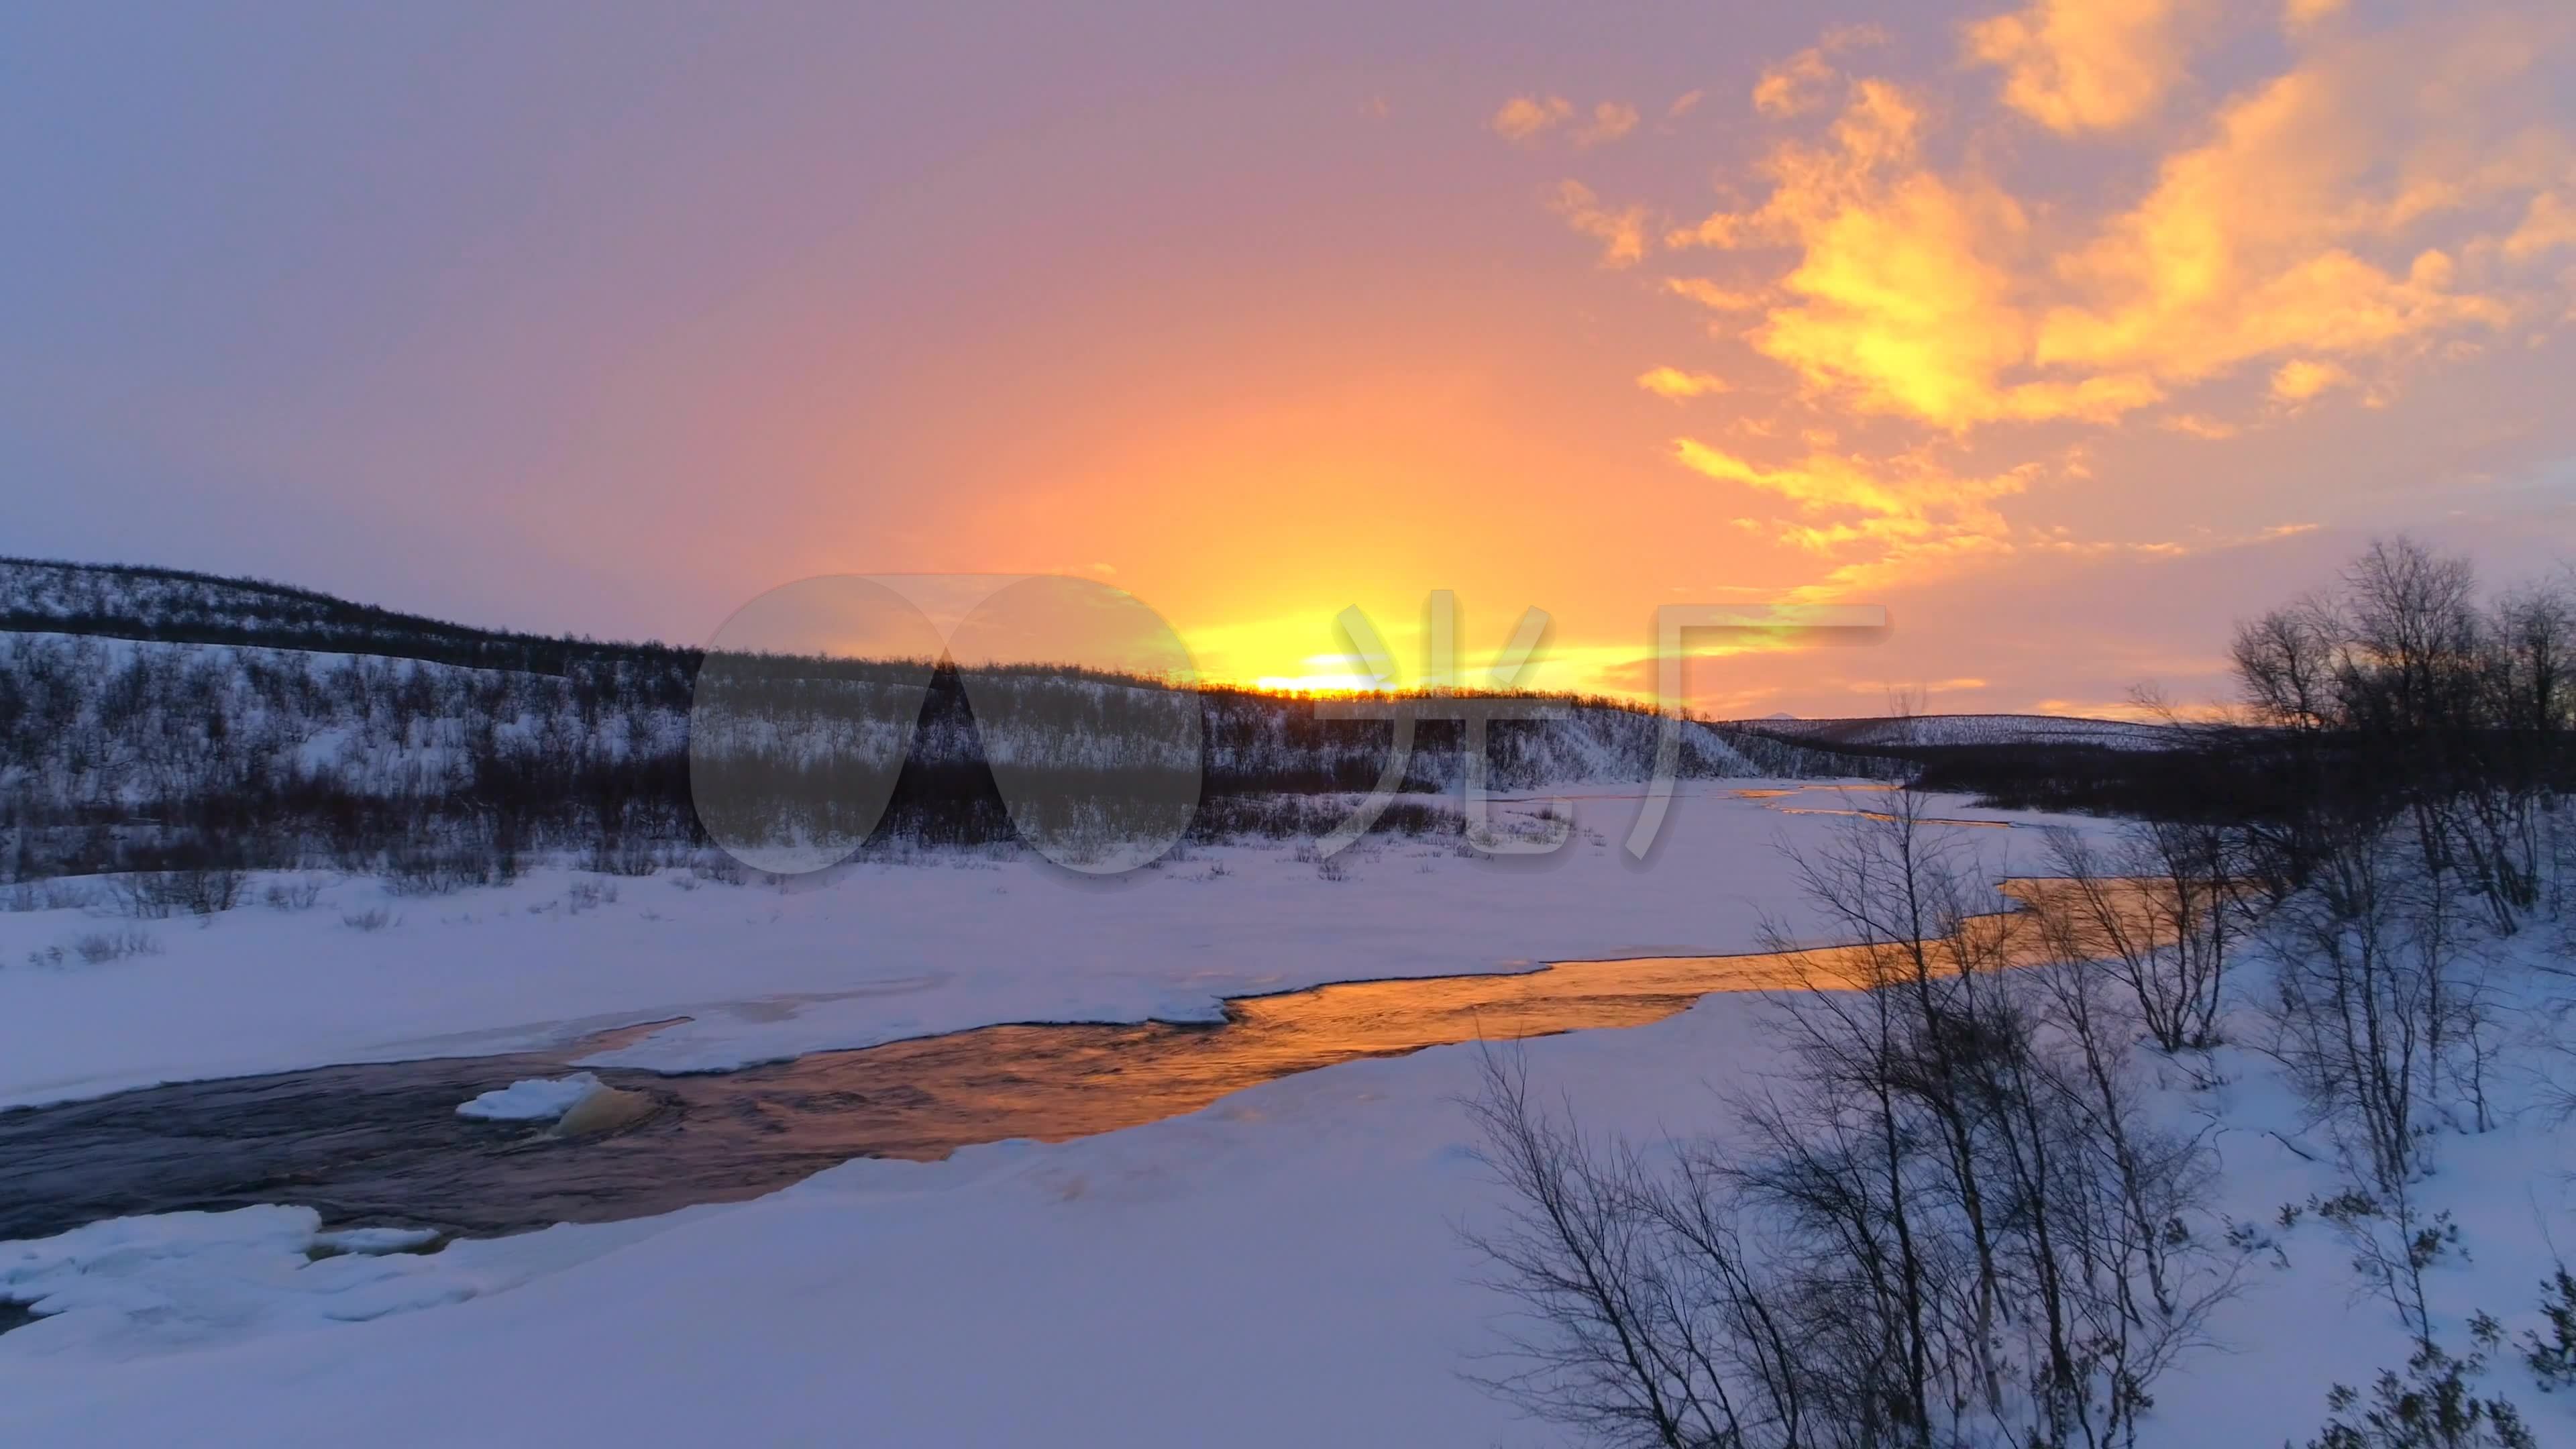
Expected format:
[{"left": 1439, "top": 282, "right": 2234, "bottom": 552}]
[
  {"left": 1550, "top": 180, "right": 1649, "bottom": 267},
  {"left": 2157, "top": 411, "right": 2242, "bottom": 439},
  {"left": 2268, "top": 358, "right": 2355, "bottom": 402},
  {"left": 2032, "top": 42, "right": 2544, "bottom": 385},
  {"left": 1966, "top": 0, "right": 2206, "bottom": 134},
  {"left": 1637, "top": 366, "right": 1731, "bottom": 398},
  {"left": 1754, "top": 49, "right": 1839, "bottom": 119},
  {"left": 1664, "top": 276, "right": 1765, "bottom": 311},
  {"left": 1507, "top": 6, "right": 2576, "bottom": 606},
  {"left": 1679, "top": 441, "right": 2033, "bottom": 531},
  {"left": 1677, "top": 80, "right": 2165, "bottom": 426},
  {"left": 1670, "top": 438, "right": 2047, "bottom": 593},
  {"left": 1660, "top": 15, "right": 2568, "bottom": 433}
]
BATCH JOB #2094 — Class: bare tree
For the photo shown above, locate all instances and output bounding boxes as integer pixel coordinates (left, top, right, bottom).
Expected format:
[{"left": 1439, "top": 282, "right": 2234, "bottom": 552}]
[
  {"left": 1464, "top": 797, "right": 2233, "bottom": 1449},
  {"left": 2229, "top": 538, "right": 2572, "bottom": 933},
  {"left": 2041, "top": 823, "right": 2241, "bottom": 1053},
  {"left": 2262, "top": 820, "right": 2504, "bottom": 1193},
  {"left": 2233, "top": 596, "right": 2341, "bottom": 735},
  {"left": 1461, "top": 1050, "right": 1805, "bottom": 1448}
]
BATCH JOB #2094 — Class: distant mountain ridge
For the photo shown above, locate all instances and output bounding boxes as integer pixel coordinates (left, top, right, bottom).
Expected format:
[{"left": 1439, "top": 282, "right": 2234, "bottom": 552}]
[{"left": 1729, "top": 712, "right": 2180, "bottom": 753}]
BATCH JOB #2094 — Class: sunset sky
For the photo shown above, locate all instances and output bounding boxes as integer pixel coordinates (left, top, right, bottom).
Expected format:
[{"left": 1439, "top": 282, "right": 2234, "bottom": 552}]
[{"left": 8, "top": 1, "right": 2576, "bottom": 716}]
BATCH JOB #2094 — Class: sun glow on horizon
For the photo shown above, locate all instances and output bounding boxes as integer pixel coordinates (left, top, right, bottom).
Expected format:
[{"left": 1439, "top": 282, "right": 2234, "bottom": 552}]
[
  {"left": 1252, "top": 672, "right": 1389, "bottom": 694},
  {"left": 31, "top": 1, "right": 2564, "bottom": 720}
]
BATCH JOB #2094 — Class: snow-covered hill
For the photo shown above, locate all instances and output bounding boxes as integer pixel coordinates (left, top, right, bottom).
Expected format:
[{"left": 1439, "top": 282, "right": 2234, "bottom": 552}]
[{"left": 0, "top": 563, "right": 1890, "bottom": 878}]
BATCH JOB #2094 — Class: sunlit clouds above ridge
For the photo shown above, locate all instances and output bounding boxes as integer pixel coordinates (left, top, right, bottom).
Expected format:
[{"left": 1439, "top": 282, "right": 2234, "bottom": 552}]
[
  {"left": 1476, "top": 0, "right": 2576, "bottom": 712},
  {"left": 4, "top": 1, "right": 2573, "bottom": 718}
]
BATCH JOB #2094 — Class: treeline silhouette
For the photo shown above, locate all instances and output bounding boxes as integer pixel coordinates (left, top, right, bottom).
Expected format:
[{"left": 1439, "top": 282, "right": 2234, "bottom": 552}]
[
  {"left": 1793, "top": 539, "right": 2576, "bottom": 904},
  {"left": 0, "top": 560, "right": 1880, "bottom": 881}
]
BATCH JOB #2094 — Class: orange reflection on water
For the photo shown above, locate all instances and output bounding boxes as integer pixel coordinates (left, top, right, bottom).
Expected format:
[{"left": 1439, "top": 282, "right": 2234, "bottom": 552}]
[
  {"left": 745, "top": 877, "right": 2095, "bottom": 1161},
  {"left": 3, "top": 881, "right": 2153, "bottom": 1238}
]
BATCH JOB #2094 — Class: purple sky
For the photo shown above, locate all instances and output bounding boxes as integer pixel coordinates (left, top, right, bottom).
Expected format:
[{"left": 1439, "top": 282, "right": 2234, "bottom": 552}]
[{"left": 7, "top": 1, "right": 2574, "bottom": 714}]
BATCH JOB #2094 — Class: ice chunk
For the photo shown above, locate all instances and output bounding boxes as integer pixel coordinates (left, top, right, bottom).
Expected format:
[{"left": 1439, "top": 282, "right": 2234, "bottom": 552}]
[{"left": 453, "top": 1073, "right": 606, "bottom": 1122}]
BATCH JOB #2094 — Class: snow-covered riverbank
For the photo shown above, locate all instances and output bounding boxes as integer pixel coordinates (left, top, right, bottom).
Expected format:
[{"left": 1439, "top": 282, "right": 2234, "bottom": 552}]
[
  {"left": 5, "top": 960, "right": 2573, "bottom": 1448},
  {"left": 0, "top": 784, "right": 2076, "bottom": 1110},
  {"left": 7, "top": 787, "right": 2571, "bottom": 1448}
]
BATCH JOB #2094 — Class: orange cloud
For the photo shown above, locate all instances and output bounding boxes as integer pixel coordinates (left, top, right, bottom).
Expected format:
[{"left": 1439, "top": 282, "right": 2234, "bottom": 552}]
[
  {"left": 2284, "top": 0, "right": 2348, "bottom": 32},
  {"left": 1550, "top": 180, "right": 1649, "bottom": 267},
  {"left": 2506, "top": 192, "right": 2576, "bottom": 260},
  {"left": 1664, "top": 276, "right": 1764, "bottom": 311},
  {"left": 1676, "top": 80, "right": 2165, "bottom": 427},
  {"left": 1854, "top": 677, "right": 1987, "bottom": 694},
  {"left": 1670, "top": 439, "right": 2047, "bottom": 593},
  {"left": 1661, "top": 16, "right": 2567, "bottom": 434},
  {"left": 1750, "top": 25, "right": 1891, "bottom": 121},
  {"left": 1754, "top": 49, "right": 1839, "bottom": 118},
  {"left": 1494, "top": 96, "right": 1642, "bottom": 147},
  {"left": 1491, "top": 95, "right": 1573, "bottom": 142},
  {"left": 2268, "top": 358, "right": 2355, "bottom": 402},
  {"left": 2034, "top": 38, "right": 2542, "bottom": 386},
  {"left": 1576, "top": 101, "right": 1641, "bottom": 146},
  {"left": 1637, "top": 366, "right": 1731, "bottom": 398},
  {"left": 2157, "top": 411, "right": 2242, "bottom": 439},
  {"left": 1966, "top": 0, "right": 2206, "bottom": 134},
  {"left": 1503, "top": 3, "right": 2576, "bottom": 631}
]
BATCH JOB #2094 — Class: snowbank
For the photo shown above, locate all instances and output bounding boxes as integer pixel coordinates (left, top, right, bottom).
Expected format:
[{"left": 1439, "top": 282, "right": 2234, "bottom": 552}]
[{"left": 0, "top": 1203, "right": 697, "bottom": 1362}]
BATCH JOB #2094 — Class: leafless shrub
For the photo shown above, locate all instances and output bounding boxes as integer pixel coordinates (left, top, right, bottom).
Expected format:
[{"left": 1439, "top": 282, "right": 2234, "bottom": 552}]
[
  {"left": 690, "top": 853, "right": 748, "bottom": 888},
  {"left": 71, "top": 928, "right": 160, "bottom": 963},
  {"left": 111, "top": 867, "right": 245, "bottom": 918},
  {"left": 588, "top": 835, "right": 663, "bottom": 877},
  {"left": 382, "top": 849, "right": 489, "bottom": 897},
  {"left": 262, "top": 877, "right": 325, "bottom": 911},
  {"left": 2309, "top": 1187, "right": 2460, "bottom": 1348},
  {"left": 3, "top": 880, "right": 99, "bottom": 913},
  {"left": 2296, "top": 1337, "right": 2536, "bottom": 1449},
  {"left": 340, "top": 906, "right": 396, "bottom": 932}
]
